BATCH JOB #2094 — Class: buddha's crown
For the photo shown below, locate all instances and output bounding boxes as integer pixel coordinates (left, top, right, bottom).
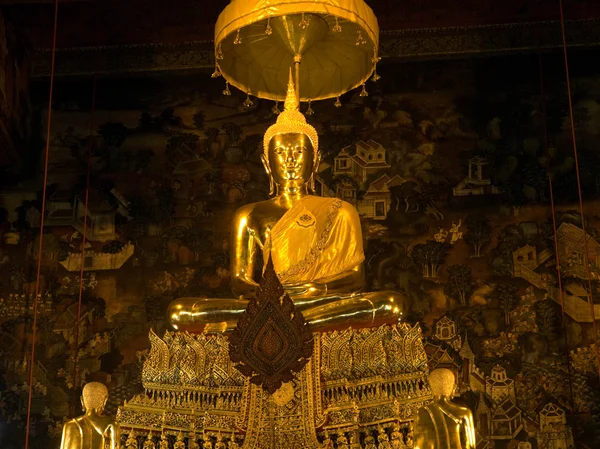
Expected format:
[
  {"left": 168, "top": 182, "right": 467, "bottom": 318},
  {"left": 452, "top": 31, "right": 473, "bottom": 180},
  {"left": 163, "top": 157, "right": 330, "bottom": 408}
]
[{"left": 263, "top": 69, "right": 318, "bottom": 160}]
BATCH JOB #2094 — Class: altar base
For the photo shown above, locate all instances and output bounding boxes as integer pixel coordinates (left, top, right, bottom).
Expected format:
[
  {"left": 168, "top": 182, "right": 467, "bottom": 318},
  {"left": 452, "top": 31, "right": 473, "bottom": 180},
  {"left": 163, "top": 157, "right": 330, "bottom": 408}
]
[{"left": 116, "top": 323, "right": 431, "bottom": 449}]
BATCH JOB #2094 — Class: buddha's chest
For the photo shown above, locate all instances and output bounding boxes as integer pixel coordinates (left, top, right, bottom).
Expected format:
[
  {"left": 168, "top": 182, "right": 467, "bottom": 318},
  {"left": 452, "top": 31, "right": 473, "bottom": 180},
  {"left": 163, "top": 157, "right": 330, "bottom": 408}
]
[
  {"left": 248, "top": 203, "right": 319, "bottom": 245},
  {"left": 247, "top": 205, "right": 288, "bottom": 242}
]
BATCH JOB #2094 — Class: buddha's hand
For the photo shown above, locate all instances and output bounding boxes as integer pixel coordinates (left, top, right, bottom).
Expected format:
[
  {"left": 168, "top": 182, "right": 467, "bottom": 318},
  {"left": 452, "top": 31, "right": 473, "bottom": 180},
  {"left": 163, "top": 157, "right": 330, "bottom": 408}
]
[{"left": 284, "top": 282, "right": 327, "bottom": 298}]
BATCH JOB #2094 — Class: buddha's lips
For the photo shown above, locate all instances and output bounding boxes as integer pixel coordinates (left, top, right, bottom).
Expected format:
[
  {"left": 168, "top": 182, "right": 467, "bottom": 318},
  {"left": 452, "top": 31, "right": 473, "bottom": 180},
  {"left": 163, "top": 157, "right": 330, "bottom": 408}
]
[{"left": 285, "top": 168, "right": 299, "bottom": 178}]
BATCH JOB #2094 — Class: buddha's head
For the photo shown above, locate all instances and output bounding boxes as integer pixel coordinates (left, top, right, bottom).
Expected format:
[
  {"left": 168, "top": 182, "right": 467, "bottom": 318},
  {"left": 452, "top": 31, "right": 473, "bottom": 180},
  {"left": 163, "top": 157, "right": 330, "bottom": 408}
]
[
  {"left": 263, "top": 69, "right": 319, "bottom": 194},
  {"left": 81, "top": 381, "right": 108, "bottom": 413},
  {"left": 428, "top": 368, "right": 456, "bottom": 399}
]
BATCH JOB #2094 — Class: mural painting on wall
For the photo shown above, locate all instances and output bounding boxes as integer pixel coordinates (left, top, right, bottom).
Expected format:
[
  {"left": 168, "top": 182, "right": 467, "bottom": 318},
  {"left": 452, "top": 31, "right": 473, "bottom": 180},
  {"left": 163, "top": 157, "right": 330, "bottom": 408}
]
[{"left": 1, "top": 53, "right": 600, "bottom": 448}]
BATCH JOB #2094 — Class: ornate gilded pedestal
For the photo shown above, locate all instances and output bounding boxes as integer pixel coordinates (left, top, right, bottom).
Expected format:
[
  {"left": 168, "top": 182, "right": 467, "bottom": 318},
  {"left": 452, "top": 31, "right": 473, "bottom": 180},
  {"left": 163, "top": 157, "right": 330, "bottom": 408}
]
[{"left": 117, "top": 324, "right": 430, "bottom": 449}]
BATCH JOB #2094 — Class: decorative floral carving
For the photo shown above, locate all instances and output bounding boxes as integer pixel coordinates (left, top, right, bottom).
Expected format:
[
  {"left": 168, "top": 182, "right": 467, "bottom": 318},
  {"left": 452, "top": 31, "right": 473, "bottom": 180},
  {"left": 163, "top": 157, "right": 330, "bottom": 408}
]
[{"left": 228, "top": 255, "right": 314, "bottom": 394}]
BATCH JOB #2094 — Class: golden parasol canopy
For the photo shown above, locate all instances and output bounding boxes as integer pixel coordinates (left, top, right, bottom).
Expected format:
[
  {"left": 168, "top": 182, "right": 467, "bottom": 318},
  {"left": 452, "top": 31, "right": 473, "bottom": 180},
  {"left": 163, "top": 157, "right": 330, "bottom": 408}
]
[{"left": 214, "top": 0, "right": 380, "bottom": 103}]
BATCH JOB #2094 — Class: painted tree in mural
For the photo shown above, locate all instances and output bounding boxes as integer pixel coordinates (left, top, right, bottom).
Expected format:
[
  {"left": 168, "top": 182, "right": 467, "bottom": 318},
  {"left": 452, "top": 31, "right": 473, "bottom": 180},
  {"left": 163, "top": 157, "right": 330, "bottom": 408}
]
[
  {"left": 159, "top": 107, "right": 183, "bottom": 127},
  {"left": 193, "top": 111, "right": 205, "bottom": 130},
  {"left": 492, "top": 281, "right": 518, "bottom": 325},
  {"left": 464, "top": 214, "right": 491, "bottom": 257},
  {"left": 102, "top": 240, "right": 125, "bottom": 254},
  {"left": 534, "top": 298, "right": 562, "bottom": 340},
  {"left": 166, "top": 133, "right": 199, "bottom": 154},
  {"left": 98, "top": 122, "right": 128, "bottom": 169},
  {"left": 390, "top": 182, "right": 426, "bottom": 212},
  {"left": 222, "top": 122, "right": 242, "bottom": 146},
  {"left": 491, "top": 224, "right": 523, "bottom": 276},
  {"left": 153, "top": 186, "right": 175, "bottom": 224},
  {"left": 444, "top": 265, "right": 474, "bottom": 306},
  {"left": 205, "top": 127, "right": 220, "bottom": 145},
  {"left": 241, "top": 134, "right": 263, "bottom": 159},
  {"left": 410, "top": 241, "right": 449, "bottom": 278}
]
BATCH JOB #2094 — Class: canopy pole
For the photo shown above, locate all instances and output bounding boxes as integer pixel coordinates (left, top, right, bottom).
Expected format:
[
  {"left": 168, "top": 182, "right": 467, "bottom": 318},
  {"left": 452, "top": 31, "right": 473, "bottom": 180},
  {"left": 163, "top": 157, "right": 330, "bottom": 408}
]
[{"left": 294, "top": 55, "right": 301, "bottom": 103}]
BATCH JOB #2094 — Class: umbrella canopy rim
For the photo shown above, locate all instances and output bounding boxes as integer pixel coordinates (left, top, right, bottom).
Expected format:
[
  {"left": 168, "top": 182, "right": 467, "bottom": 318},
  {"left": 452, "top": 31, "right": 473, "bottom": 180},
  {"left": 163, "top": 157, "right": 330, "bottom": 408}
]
[{"left": 214, "top": 0, "right": 379, "bottom": 102}]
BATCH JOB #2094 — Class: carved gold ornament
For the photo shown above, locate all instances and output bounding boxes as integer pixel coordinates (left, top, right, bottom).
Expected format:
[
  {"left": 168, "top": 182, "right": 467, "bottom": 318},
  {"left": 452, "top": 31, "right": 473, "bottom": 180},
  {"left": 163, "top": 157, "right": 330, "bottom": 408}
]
[{"left": 228, "top": 255, "right": 314, "bottom": 394}]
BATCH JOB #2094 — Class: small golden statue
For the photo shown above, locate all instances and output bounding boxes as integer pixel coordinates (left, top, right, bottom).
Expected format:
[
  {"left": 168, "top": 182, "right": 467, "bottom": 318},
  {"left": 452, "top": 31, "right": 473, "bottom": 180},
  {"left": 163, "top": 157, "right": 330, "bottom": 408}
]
[
  {"left": 364, "top": 433, "right": 377, "bottom": 449},
  {"left": 377, "top": 426, "right": 393, "bottom": 449},
  {"left": 336, "top": 434, "right": 349, "bottom": 449},
  {"left": 125, "top": 431, "right": 137, "bottom": 449},
  {"left": 144, "top": 431, "right": 156, "bottom": 449},
  {"left": 159, "top": 431, "right": 170, "bottom": 449},
  {"left": 390, "top": 424, "right": 407, "bottom": 449},
  {"left": 215, "top": 433, "right": 227, "bottom": 449},
  {"left": 189, "top": 428, "right": 200, "bottom": 449},
  {"left": 413, "top": 368, "right": 476, "bottom": 449},
  {"left": 203, "top": 432, "right": 213, "bottom": 449},
  {"left": 169, "top": 69, "right": 406, "bottom": 334},
  {"left": 60, "top": 382, "right": 120, "bottom": 449},
  {"left": 174, "top": 430, "right": 186, "bottom": 449}
]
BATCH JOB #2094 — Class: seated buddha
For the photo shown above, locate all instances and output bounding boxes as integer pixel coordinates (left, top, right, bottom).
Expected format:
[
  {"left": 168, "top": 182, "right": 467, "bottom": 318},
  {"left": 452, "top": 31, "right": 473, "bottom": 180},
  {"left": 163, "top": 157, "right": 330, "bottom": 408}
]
[{"left": 169, "top": 71, "right": 407, "bottom": 334}]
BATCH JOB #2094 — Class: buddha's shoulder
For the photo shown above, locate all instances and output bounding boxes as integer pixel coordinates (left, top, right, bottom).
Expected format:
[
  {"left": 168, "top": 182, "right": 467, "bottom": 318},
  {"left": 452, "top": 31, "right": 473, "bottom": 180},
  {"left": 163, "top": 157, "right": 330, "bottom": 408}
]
[
  {"left": 232, "top": 199, "right": 276, "bottom": 219},
  {"left": 329, "top": 197, "right": 360, "bottom": 220},
  {"left": 306, "top": 195, "right": 358, "bottom": 211}
]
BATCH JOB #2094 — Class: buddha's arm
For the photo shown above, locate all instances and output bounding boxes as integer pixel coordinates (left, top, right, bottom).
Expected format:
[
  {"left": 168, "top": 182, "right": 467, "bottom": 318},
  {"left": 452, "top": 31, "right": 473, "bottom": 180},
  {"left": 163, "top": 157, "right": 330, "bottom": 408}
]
[
  {"left": 285, "top": 264, "right": 366, "bottom": 299},
  {"left": 463, "top": 413, "right": 477, "bottom": 449},
  {"left": 230, "top": 205, "right": 259, "bottom": 297},
  {"left": 109, "top": 423, "right": 121, "bottom": 449},
  {"left": 60, "top": 421, "right": 80, "bottom": 449}
]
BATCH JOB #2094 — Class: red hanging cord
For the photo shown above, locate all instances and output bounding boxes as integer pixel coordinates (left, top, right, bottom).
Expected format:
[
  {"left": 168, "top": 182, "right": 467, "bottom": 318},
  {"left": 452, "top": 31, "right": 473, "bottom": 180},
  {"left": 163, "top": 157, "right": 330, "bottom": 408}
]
[
  {"left": 536, "top": 38, "right": 575, "bottom": 411},
  {"left": 24, "top": 0, "right": 59, "bottom": 447},
  {"left": 71, "top": 74, "right": 97, "bottom": 415},
  {"left": 558, "top": 0, "right": 600, "bottom": 376}
]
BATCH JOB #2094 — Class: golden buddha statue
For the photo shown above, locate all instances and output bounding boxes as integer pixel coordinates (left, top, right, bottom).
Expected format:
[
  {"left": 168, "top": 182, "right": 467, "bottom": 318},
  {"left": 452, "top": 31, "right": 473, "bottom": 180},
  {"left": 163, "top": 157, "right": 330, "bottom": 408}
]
[
  {"left": 169, "top": 70, "right": 406, "bottom": 333},
  {"left": 60, "top": 382, "right": 120, "bottom": 449},
  {"left": 413, "top": 369, "right": 476, "bottom": 449}
]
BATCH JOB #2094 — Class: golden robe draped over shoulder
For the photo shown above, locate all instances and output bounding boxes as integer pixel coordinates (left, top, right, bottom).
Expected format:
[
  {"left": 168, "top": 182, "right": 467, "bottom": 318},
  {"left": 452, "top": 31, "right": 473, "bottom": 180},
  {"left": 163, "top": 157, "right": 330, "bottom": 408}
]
[{"left": 264, "top": 195, "right": 365, "bottom": 285}]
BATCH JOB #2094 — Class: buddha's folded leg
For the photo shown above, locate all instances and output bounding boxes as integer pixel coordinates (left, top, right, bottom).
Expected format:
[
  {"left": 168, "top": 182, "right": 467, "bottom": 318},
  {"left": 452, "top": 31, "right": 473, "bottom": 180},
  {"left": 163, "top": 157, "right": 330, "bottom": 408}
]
[
  {"left": 168, "top": 297, "right": 249, "bottom": 333},
  {"left": 301, "top": 290, "right": 405, "bottom": 333}
]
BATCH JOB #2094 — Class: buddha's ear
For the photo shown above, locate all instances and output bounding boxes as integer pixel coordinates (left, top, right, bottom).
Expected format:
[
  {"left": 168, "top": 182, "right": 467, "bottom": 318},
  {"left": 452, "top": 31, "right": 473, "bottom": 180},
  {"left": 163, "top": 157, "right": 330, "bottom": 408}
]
[
  {"left": 261, "top": 154, "right": 275, "bottom": 196},
  {"left": 314, "top": 151, "right": 321, "bottom": 172},
  {"left": 260, "top": 153, "right": 270, "bottom": 175}
]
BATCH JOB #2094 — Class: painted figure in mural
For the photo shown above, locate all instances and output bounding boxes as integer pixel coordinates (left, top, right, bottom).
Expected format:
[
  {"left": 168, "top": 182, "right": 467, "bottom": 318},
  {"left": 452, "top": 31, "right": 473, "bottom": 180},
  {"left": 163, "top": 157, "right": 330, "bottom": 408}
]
[
  {"left": 434, "top": 227, "right": 448, "bottom": 243},
  {"left": 449, "top": 220, "right": 463, "bottom": 245},
  {"left": 169, "top": 71, "right": 407, "bottom": 333},
  {"left": 413, "top": 368, "right": 476, "bottom": 449},
  {"left": 60, "top": 382, "right": 120, "bottom": 449}
]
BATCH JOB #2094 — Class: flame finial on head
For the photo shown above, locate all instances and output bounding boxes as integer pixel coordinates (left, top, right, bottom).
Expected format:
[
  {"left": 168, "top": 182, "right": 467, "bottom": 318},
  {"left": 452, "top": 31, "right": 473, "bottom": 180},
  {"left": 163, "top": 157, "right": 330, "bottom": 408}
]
[
  {"left": 284, "top": 68, "right": 298, "bottom": 112},
  {"left": 263, "top": 67, "right": 318, "bottom": 160}
]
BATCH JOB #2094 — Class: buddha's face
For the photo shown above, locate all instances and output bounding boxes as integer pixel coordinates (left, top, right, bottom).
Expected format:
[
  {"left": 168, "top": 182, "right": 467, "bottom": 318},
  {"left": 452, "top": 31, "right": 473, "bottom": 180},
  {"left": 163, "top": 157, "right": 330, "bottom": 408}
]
[{"left": 267, "top": 133, "right": 315, "bottom": 185}]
